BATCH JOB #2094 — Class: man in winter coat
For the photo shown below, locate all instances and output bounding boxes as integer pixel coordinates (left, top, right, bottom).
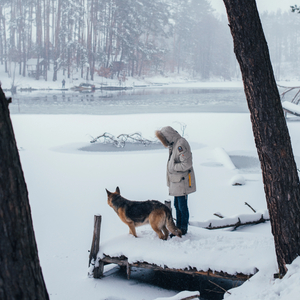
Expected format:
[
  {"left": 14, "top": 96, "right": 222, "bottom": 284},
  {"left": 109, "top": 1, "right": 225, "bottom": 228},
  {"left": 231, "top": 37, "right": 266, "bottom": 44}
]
[{"left": 155, "top": 126, "right": 196, "bottom": 235}]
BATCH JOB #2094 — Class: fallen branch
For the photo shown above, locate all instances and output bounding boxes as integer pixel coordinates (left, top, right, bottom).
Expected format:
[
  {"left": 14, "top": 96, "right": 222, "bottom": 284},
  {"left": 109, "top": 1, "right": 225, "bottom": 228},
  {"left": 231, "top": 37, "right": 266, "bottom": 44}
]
[
  {"left": 190, "top": 211, "right": 269, "bottom": 230},
  {"left": 90, "top": 132, "right": 160, "bottom": 148},
  {"left": 213, "top": 213, "right": 224, "bottom": 219},
  {"left": 245, "top": 202, "right": 256, "bottom": 213},
  {"left": 208, "top": 279, "right": 232, "bottom": 295},
  {"left": 208, "top": 215, "right": 268, "bottom": 230},
  {"left": 278, "top": 85, "right": 300, "bottom": 117},
  {"left": 278, "top": 85, "right": 300, "bottom": 105}
]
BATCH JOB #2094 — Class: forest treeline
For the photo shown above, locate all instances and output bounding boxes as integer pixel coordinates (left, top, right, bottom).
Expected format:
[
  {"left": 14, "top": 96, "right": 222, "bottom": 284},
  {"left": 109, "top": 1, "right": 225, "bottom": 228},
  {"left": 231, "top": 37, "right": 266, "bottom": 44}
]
[{"left": 0, "top": 0, "right": 298, "bottom": 82}]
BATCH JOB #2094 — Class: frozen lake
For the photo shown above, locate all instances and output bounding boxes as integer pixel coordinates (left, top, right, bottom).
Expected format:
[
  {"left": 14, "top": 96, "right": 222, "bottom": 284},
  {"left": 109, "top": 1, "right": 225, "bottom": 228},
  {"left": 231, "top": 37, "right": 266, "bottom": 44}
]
[{"left": 9, "top": 87, "right": 249, "bottom": 115}]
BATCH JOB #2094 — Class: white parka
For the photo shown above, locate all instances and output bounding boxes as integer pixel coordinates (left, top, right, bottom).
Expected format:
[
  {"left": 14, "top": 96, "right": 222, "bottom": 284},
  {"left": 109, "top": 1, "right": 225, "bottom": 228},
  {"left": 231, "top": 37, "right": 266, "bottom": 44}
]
[{"left": 156, "top": 126, "right": 196, "bottom": 197}]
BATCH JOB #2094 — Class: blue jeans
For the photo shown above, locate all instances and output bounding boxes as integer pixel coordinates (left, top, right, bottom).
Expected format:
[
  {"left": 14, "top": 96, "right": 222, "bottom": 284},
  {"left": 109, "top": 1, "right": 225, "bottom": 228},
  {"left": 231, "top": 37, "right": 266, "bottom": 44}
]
[{"left": 174, "top": 195, "right": 189, "bottom": 234}]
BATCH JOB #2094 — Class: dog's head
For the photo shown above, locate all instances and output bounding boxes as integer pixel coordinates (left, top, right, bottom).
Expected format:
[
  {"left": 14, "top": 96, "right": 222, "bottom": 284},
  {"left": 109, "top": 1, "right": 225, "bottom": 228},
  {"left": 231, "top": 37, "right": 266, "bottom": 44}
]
[{"left": 105, "top": 186, "right": 120, "bottom": 207}]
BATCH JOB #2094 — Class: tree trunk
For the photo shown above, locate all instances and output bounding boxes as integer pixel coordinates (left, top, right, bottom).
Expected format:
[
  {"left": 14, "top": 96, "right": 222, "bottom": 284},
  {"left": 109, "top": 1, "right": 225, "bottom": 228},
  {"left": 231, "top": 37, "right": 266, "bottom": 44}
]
[
  {"left": 0, "top": 87, "right": 49, "bottom": 299},
  {"left": 52, "top": 0, "right": 61, "bottom": 81},
  {"left": 223, "top": 0, "right": 300, "bottom": 276}
]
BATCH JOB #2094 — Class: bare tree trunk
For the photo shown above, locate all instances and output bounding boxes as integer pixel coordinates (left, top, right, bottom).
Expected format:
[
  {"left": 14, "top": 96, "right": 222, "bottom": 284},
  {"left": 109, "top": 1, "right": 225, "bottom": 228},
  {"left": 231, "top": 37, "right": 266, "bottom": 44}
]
[
  {"left": 223, "top": 0, "right": 300, "bottom": 276},
  {"left": 0, "top": 87, "right": 49, "bottom": 299},
  {"left": 44, "top": 0, "right": 50, "bottom": 81},
  {"left": 53, "top": 0, "right": 61, "bottom": 81},
  {"left": 35, "top": 0, "right": 42, "bottom": 80},
  {"left": 2, "top": 9, "right": 8, "bottom": 73},
  {"left": 0, "top": 5, "right": 2, "bottom": 65}
]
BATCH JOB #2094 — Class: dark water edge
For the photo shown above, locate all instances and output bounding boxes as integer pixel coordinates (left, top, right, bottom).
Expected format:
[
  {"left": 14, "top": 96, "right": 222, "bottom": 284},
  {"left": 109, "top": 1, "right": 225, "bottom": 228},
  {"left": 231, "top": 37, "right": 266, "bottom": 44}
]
[
  {"left": 106, "top": 266, "right": 243, "bottom": 300},
  {"left": 7, "top": 85, "right": 296, "bottom": 115},
  {"left": 8, "top": 87, "right": 249, "bottom": 115}
]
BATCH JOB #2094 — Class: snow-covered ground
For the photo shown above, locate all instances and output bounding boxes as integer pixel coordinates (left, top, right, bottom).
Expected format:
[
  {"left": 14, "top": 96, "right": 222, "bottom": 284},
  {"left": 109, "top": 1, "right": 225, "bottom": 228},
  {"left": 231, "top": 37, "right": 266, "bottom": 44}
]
[
  {"left": 1, "top": 65, "right": 245, "bottom": 94},
  {"left": 3, "top": 65, "right": 300, "bottom": 299},
  {"left": 2, "top": 62, "right": 300, "bottom": 94},
  {"left": 9, "top": 109, "right": 300, "bottom": 300}
]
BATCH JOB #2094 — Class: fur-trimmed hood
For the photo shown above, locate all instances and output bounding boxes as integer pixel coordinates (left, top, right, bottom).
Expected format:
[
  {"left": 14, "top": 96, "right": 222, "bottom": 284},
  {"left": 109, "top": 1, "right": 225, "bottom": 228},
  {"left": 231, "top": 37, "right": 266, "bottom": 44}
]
[{"left": 155, "top": 126, "right": 181, "bottom": 147}]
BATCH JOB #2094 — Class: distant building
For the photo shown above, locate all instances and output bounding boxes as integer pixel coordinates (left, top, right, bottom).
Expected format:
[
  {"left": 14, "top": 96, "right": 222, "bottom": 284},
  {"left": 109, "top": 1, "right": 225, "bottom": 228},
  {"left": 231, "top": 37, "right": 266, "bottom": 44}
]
[{"left": 26, "top": 59, "right": 47, "bottom": 79}]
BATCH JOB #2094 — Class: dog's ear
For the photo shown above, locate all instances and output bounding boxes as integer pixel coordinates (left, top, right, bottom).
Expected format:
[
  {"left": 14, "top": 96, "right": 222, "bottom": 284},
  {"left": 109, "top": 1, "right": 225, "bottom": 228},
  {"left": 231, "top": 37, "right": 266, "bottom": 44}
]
[
  {"left": 115, "top": 186, "right": 120, "bottom": 194},
  {"left": 105, "top": 188, "right": 112, "bottom": 196}
]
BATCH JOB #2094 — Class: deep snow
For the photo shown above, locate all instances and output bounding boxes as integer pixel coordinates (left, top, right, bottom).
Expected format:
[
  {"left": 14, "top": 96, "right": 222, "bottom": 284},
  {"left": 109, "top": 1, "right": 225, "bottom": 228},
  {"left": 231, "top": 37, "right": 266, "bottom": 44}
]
[
  {"left": 3, "top": 65, "right": 300, "bottom": 299},
  {"left": 8, "top": 109, "right": 300, "bottom": 300}
]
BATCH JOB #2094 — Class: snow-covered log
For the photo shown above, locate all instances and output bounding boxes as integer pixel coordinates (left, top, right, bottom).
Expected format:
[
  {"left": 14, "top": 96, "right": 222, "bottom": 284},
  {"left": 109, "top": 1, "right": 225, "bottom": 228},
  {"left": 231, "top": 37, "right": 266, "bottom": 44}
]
[
  {"left": 214, "top": 147, "right": 236, "bottom": 170},
  {"left": 282, "top": 101, "right": 300, "bottom": 117},
  {"left": 190, "top": 211, "right": 269, "bottom": 230}
]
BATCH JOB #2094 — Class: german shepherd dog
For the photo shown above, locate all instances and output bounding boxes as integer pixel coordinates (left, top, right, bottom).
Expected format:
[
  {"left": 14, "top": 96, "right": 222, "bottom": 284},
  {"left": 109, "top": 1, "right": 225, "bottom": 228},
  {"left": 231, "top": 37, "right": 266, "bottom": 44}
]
[{"left": 106, "top": 187, "right": 182, "bottom": 240}]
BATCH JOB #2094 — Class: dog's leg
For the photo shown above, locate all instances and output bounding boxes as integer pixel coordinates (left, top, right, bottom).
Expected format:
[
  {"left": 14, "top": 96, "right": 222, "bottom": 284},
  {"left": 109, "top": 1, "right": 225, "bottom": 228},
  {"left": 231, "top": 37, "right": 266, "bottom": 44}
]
[
  {"left": 150, "top": 224, "right": 166, "bottom": 240},
  {"left": 127, "top": 222, "right": 137, "bottom": 237},
  {"left": 162, "top": 225, "right": 169, "bottom": 240},
  {"left": 149, "top": 210, "right": 167, "bottom": 240},
  {"left": 149, "top": 221, "right": 167, "bottom": 240},
  {"left": 117, "top": 207, "right": 138, "bottom": 237}
]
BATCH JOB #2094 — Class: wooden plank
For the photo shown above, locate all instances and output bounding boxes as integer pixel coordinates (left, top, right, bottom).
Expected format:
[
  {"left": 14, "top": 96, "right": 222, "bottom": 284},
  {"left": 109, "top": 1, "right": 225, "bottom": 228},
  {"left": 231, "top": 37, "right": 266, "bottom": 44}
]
[
  {"left": 88, "top": 215, "right": 102, "bottom": 278},
  {"left": 99, "top": 255, "right": 255, "bottom": 281}
]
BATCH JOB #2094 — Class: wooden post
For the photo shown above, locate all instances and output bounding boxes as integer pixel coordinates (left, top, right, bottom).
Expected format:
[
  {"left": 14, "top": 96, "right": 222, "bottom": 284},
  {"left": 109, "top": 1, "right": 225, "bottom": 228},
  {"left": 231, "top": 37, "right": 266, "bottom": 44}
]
[
  {"left": 126, "top": 261, "right": 131, "bottom": 279},
  {"left": 165, "top": 200, "right": 171, "bottom": 211},
  {"left": 89, "top": 215, "right": 102, "bottom": 278}
]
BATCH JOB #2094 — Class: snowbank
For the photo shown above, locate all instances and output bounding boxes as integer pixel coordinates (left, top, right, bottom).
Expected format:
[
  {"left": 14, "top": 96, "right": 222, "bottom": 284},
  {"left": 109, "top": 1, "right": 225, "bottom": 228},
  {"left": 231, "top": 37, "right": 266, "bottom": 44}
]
[
  {"left": 9, "top": 106, "right": 300, "bottom": 299},
  {"left": 224, "top": 257, "right": 300, "bottom": 300},
  {"left": 282, "top": 101, "right": 300, "bottom": 115},
  {"left": 154, "top": 291, "right": 200, "bottom": 300}
]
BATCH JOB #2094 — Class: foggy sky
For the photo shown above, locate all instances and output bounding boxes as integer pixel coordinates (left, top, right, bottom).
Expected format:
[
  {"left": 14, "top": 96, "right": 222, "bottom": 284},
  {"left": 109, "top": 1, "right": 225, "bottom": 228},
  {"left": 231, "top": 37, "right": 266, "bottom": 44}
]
[{"left": 210, "top": 0, "right": 292, "bottom": 15}]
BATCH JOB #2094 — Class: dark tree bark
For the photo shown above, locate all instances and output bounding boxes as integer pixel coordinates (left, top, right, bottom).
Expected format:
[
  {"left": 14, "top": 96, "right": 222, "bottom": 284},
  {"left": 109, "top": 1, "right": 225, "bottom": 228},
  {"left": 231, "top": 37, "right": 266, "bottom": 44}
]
[
  {"left": 223, "top": 0, "right": 300, "bottom": 276},
  {"left": 0, "top": 87, "right": 49, "bottom": 299}
]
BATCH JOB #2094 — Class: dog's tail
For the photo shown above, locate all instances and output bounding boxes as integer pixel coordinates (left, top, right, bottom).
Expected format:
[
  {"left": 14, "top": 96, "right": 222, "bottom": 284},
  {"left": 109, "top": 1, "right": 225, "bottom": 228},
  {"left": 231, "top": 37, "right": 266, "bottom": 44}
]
[{"left": 165, "top": 208, "right": 182, "bottom": 238}]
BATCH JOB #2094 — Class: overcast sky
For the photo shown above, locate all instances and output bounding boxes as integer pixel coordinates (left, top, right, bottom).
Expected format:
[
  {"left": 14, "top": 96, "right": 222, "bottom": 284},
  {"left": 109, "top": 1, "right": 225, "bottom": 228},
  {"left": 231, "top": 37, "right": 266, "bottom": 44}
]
[{"left": 210, "top": 0, "right": 294, "bottom": 14}]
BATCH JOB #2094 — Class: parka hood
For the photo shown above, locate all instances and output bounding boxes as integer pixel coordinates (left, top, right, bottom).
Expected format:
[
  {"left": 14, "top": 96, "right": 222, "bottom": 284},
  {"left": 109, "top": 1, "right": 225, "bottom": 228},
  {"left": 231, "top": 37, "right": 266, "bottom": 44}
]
[{"left": 155, "top": 126, "right": 181, "bottom": 147}]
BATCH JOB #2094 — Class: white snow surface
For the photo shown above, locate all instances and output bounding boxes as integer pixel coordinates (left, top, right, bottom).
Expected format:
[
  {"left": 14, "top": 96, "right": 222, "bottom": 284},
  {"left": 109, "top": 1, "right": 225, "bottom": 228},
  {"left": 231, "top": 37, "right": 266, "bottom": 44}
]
[
  {"left": 154, "top": 290, "right": 200, "bottom": 300},
  {"left": 10, "top": 110, "right": 300, "bottom": 300},
  {"left": 5, "top": 69, "right": 300, "bottom": 300},
  {"left": 282, "top": 101, "right": 300, "bottom": 115}
]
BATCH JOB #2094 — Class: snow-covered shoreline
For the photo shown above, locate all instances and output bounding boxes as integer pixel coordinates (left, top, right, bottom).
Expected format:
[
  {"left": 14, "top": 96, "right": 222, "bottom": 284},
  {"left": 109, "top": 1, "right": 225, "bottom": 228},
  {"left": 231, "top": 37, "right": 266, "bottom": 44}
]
[{"left": 8, "top": 110, "right": 300, "bottom": 300}]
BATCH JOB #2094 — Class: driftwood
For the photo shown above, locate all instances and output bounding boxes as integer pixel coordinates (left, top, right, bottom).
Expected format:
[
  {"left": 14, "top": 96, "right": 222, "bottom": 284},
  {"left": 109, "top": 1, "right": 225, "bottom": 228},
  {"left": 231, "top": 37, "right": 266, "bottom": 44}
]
[
  {"left": 202, "top": 214, "right": 269, "bottom": 230},
  {"left": 193, "top": 202, "right": 269, "bottom": 230}
]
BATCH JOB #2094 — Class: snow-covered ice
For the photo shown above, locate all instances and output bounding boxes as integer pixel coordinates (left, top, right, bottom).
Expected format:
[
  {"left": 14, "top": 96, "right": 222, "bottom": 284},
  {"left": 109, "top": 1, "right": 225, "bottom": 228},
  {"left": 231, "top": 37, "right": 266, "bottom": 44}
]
[
  {"left": 154, "top": 290, "right": 200, "bottom": 300},
  {"left": 9, "top": 108, "right": 300, "bottom": 299},
  {"left": 3, "top": 63, "right": 300, "bottom": 300}
]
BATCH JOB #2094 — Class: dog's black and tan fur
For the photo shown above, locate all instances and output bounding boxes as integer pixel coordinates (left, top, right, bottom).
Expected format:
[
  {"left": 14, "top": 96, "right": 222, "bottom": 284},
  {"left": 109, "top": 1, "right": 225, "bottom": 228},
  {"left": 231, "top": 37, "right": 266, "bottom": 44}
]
[{"left": 106, "top": 187, "right": 182, "bottom": 240}]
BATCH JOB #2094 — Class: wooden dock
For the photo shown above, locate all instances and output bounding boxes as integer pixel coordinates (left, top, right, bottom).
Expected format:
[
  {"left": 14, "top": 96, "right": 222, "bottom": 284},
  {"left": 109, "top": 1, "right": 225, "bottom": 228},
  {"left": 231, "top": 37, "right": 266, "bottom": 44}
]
[
  {"left": 88, "top": 215, "right": 258, "bottom": 281},
  {"left": 95, "top": 254, "right": 254, "bottom": 281}
]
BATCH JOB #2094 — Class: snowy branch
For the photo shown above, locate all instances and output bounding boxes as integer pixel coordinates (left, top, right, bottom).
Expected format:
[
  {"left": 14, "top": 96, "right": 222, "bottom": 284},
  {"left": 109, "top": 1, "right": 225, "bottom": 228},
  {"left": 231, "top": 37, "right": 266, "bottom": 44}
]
[
  {"left": 279, "top": 85, "right": 300, "bottom": 105},
  {"left": 90, "top": 132, "right": 160, "bottom": 148},
  {"left": 190, "top": 211, "right": 270, "bottom": 230}
]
